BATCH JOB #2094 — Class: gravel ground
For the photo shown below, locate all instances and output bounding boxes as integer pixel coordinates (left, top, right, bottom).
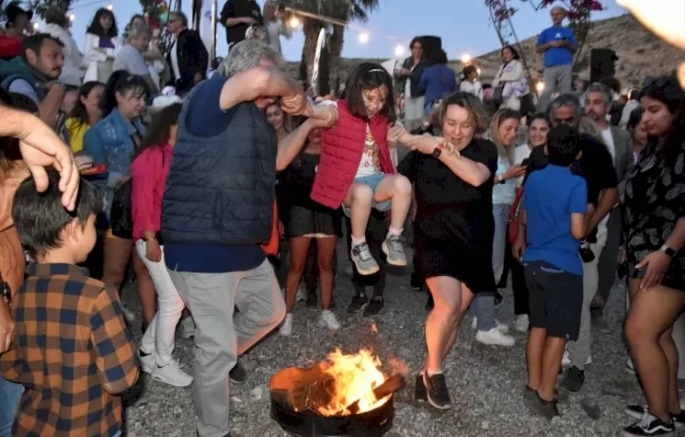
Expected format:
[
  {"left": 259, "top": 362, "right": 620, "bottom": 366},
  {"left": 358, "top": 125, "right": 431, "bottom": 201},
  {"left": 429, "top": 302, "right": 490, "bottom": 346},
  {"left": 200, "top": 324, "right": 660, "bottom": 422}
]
[{"left": 120, "top": 243, "right": 681, "bottom": 437}]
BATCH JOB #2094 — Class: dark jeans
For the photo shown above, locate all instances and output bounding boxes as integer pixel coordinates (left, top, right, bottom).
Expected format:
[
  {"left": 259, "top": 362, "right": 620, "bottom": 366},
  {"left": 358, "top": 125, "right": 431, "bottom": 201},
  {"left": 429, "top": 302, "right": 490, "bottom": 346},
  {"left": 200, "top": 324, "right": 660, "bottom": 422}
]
[
  {"left": 592, "top": 208, "right": 622, "bottom": 315},
  {"left": 345, "top": 211, "right": 388, "bottom": 297}
]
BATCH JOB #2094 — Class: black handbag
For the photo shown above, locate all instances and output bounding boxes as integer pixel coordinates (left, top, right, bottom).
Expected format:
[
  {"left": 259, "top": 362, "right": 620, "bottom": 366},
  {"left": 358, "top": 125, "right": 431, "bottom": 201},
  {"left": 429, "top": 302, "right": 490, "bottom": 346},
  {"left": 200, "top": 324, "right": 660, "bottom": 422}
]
[{"left": 491, "top": 85, "right": 504, "bottom": 107}]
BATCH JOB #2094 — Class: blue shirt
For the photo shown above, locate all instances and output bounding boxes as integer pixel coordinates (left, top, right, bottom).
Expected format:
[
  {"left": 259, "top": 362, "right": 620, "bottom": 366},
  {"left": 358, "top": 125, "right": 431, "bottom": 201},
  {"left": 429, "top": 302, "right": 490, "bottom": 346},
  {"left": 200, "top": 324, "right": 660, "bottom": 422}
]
[
  {"left": 537, "top": 26, "right": 577, "bottom": 67},
  {"left": 522, "top": 165, "right": 587, "bottom": 275},
  {"left": 163, "top": 74, "right": 266, "bottom": 273},
  {"left": 417, "top": 64, "right": 456, "bottom": 106}
]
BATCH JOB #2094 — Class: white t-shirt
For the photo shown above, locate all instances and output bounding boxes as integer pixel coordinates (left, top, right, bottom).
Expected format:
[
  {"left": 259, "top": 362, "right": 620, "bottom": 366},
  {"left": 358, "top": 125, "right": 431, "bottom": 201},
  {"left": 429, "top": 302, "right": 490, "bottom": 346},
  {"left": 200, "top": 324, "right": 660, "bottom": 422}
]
[
  {"left": 112, "top": 44, "right": 150, "bottom": 76},
  {"left": 601, "top": 127, "right": 616, "bottom": 168},
  {"left": 170, "top": 40, "right": 181, "bottom": 82},
  {"left": 356, "top": 125, "right": 382, "bottom": 178},
  {"left": 459, "top": 80, "right": 483, "bottom": 102}
]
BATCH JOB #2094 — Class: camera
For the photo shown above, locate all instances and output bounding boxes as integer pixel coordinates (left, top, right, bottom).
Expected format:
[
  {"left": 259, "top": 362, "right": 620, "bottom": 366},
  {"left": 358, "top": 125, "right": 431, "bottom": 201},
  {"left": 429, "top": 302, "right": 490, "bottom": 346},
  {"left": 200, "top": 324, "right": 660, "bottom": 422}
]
[{"left": 579, "top": 240, "right": 595, "bottom": 263}]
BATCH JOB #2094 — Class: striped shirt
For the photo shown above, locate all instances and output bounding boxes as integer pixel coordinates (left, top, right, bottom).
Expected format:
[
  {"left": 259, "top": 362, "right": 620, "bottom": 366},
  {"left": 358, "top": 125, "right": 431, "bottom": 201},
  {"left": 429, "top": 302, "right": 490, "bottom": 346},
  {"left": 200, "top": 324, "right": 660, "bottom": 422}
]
[{"left": 0, "top": 263, "right": 139, "bottom": 437}]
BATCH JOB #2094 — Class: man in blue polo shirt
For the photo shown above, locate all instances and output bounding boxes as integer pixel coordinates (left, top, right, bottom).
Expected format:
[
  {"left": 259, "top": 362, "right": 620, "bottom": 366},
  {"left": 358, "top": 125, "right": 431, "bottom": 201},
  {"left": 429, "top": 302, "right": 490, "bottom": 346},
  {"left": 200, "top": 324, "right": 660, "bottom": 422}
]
[
  {"left": 536, "top": 6, "right": 577, "bottom": 111},
  {"left": 520, "top": 124, "right": 588, "bottom": 420}
]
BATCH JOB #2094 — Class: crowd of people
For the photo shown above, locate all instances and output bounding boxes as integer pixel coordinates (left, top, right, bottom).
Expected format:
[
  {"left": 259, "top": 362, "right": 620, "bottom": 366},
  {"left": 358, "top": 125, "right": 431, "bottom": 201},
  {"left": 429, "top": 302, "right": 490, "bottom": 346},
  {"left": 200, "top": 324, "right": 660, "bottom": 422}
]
[{"left": 0, "top": 2, "right": 684, "bottom": 437}]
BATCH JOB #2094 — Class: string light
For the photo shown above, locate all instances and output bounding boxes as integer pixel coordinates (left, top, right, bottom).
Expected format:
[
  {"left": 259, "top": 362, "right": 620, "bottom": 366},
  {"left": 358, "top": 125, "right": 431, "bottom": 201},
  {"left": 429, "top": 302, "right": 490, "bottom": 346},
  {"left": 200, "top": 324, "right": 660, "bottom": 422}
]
[
  {"left": 394, "top": 44, "right": 405, "bottom": 57},
  {"left": 535, "top": 81, "right": 545, "bottom": 93},
  {"left": 106, "top": 4, "right": 113, "bottom": 10},
  {"left": 69, "top": 13, "right": 76, "bottom": 22},
  {"left": 33, "top": 22, "right": 39, "bottom": 30},
  {"left": 288, "top": 16, "right": 300, "bottom": 29},
  {"left": 461, "top": 53, "right": 472, "bottom": 64},
  {"left": 358, "top": 31, "right": 369, "bottom": 44}
]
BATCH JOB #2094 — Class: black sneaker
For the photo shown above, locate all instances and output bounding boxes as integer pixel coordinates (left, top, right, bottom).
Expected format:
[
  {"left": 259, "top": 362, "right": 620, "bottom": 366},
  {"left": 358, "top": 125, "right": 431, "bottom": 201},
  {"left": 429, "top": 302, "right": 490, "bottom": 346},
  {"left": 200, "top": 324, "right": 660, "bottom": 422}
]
[
  {"left": 559, "top": 366, "right": 585, "bottom": 393},
  {"left": 363, "top": 297, "right": 384, "bottom": 317},
  {"left": 347, "top": 294, "right": 368, "bottom": 313},
  {"left": 622, "top": 413, "right": 675, "bottom": 437},
  {"left": 524, "top": 390, "right": 559, "bottom": 421},
  {"left": 423, "top": 371, "right": 451, "bottom": 410},
  {"left": 414, "top": 373, "right": 427, "bottom": 402},
  {"left": 229, "top": 361, "right": 247, "bottom": 385},
  {"left": 626, "top": 405, "right": 685, "bottom": 428},
  {"left": 494, "top": 290, "right": 504, "bottom": 308}
]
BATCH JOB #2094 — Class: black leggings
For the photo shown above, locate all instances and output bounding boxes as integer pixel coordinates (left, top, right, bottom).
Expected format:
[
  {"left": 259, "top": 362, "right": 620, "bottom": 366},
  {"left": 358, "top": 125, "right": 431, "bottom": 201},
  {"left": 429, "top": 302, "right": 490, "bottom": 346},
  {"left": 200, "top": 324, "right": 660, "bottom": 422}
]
[{"left": 502, "top": 239, "right": 529, "bottom": 315}]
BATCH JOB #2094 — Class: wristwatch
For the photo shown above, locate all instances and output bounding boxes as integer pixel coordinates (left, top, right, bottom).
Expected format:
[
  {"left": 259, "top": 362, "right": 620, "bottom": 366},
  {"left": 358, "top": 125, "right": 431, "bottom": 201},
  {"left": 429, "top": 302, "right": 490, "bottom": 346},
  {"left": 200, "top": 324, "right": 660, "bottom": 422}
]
[
  {"left": 432, "top": 141, "right": 444, "bottom": 159},
  {"left": 660, "top": 244, "right": 677, "bottom": 257},
  {"left": 498, "top": 175, "right": 507, "bottom": 184}
]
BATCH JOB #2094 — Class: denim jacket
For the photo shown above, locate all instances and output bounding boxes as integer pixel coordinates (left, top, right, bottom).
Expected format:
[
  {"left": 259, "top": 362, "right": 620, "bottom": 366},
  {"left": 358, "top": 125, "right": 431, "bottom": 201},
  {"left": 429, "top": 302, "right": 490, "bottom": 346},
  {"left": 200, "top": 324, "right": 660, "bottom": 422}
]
[{"left": 83, "top": 108, "right": 146, "bottom": 188}]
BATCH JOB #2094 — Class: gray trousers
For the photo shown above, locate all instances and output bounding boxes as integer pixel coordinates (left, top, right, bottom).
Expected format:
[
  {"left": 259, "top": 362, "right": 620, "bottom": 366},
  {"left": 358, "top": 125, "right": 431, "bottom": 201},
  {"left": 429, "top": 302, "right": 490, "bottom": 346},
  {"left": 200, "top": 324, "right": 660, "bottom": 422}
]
[
  {"left": 537, "top": 64, "right": 573, "bottom": 112},
  {"left": 593, "top": 208, "right": 622, "bottom": 314},
  {"left": 568, "top": 221, "right": 608, "bottom": 370},
  {"left": 168, "top": 260, "right": 286, "bottom": 437}
]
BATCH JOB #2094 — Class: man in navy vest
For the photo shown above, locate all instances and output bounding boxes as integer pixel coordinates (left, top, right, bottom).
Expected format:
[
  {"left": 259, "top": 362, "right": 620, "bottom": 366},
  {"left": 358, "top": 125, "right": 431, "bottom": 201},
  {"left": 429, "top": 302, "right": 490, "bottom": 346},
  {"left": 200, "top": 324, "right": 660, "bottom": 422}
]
[{"left": 161, "top": 40, "right": 337, "bottom": 437}]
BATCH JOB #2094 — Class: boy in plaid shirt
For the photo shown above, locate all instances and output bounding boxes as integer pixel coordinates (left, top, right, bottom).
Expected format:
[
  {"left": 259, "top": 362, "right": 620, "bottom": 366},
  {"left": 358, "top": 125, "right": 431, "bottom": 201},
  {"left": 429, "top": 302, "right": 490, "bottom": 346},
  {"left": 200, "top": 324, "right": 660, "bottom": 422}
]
[{"left": 0, "top": 171, "right": 139, "bottom": 437}]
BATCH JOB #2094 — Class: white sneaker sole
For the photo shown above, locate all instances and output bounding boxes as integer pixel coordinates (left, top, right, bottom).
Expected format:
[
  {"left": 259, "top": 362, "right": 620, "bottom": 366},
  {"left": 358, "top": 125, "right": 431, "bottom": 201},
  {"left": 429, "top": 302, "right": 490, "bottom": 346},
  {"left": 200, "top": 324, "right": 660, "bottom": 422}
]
[
  {"left": 152, "top": 372, "right": 193, "bottom": 388},
  {"left": 381, "top": 241, "right": 407, "bottom": 267},
  {"left": 422, "top": 373, "right": 452, "bottom": 410}
]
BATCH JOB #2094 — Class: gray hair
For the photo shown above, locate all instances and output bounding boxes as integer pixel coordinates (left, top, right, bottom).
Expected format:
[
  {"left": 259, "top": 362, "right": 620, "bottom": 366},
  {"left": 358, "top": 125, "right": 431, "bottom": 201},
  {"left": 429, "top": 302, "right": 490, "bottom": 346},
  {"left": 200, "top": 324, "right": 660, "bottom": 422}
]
[
  {"left": 217, "top": 40, "right": 284, "bottom": 76},
  {"left": 586, "top": 82, "right": 613, "bottom": 105},
  {"left": 169, "top": 11, "right": 188, "bottom": 27},
  {"left": 551, "top": 5, "right": 567, "bottom": 14},
  {"left": 128, "top": 24, "right": 152, "bottom": 39},
  {"left": 548, "top": 93, "right": 582, "bottom": 119},
  {"left": 578, "top": 116, "right": 605, "bottom": 143}
]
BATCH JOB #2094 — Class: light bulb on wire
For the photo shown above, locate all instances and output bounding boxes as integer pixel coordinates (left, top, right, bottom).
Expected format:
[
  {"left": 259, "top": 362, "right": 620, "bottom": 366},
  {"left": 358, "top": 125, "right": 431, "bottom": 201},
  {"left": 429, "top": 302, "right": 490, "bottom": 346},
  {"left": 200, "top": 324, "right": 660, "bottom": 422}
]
[
  {"left": 288, "top": 16, "right": 300, "bottom": 29},
  {"left": 69, "top": 13, "right": 75, "bottom": 22},
  {"left": 535, "top": 81, "right": 545, "bottom": 93},
  {"left": 358, "top": 31, "right": 369, "bottom": 44},
  {"left": 33, "top": 22, "right": 39, "bottom": 30},
  {"left": 106, "top": 4, "right": 113, "bottom": 10},
  {"left": 394, "top": 45, "right": 405, "bottom": 57},
  {"left": 461, "top": 53, "right": 472, "bottom": 64}
]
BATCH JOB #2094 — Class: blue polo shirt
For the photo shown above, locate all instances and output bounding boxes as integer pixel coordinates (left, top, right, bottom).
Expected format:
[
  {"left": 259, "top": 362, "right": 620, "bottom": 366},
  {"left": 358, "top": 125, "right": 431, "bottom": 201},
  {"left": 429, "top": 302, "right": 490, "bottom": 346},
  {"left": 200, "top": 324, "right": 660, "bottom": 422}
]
[
  {"left": 164, "top": 75, "right": 266, "bottom": 273},
  {"left": 537, "top": 26, "right": 576, "bottom": 67},
  {"left": 522, "top": 164, "right": 587, "bottom": 275}
]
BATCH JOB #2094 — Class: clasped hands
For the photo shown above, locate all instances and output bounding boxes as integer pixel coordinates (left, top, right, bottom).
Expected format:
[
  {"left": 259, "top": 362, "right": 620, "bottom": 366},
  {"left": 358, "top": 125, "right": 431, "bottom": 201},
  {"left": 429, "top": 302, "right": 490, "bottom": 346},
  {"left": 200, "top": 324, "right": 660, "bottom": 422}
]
[{"left": 281, "top": 92, "right": 338, "bottom": 128}]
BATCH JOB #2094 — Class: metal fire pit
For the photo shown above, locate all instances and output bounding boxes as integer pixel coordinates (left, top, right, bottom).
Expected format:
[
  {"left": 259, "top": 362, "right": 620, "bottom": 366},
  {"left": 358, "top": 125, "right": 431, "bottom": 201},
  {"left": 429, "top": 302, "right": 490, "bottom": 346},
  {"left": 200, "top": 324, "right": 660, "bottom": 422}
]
[{"left": 269, "top": 365, "right": 394, "bottom": 437}]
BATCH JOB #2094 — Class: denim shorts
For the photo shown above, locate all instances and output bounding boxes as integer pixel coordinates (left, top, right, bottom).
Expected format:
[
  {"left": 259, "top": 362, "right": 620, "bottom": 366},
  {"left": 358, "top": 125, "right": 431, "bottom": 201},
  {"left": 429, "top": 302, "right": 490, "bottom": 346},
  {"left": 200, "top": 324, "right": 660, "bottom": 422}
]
[{"left": 342, "top": 174, "right": 391, "bottom": 217}]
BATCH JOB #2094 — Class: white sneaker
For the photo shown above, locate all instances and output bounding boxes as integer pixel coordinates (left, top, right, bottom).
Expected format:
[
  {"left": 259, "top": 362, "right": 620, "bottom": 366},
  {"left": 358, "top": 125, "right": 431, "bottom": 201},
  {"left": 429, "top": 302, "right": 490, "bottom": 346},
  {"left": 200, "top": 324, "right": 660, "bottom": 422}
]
[
  {"left": 626, "top": 356, "right": 635, "bottom": 374},
  {"left": 513, "top": 314, "right": 530, "bottom": 333},
  {"left": 279, "top": 313, "right": 293, "bottom": 336},
  {"left": 121, "top": 304, "right": 136, "bottom": 323},
  {"left": 179, "top": 317, "right": 196, "bottom": 339},
  {"left": 319, "top": 310, "right": 341, "bottom": 331},
  {"left": 295, "top": 285, "right": 307, "bottom": 302},
  {"left": 562, "top": 350, "right": 592, "bottom": 367},
  {"left": 138, "top": 349, "right": 155, "bottom": 374},
  {"left": 471, "top": 317, "right": 509, "bottom": 334},
  {"left": 152, "top": 360, "right": 193, "bottom": 387},
  {"left": 476, "top": 328, "right": 515, "bottom": 346}
]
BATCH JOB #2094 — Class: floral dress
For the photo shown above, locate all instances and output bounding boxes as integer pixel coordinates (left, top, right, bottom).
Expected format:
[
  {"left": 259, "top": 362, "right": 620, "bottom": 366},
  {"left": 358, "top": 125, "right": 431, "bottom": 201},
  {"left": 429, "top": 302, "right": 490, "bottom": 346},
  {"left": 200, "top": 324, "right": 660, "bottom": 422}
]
[{"left": 623, "top": 140, "right": 685, "bottom": 290}]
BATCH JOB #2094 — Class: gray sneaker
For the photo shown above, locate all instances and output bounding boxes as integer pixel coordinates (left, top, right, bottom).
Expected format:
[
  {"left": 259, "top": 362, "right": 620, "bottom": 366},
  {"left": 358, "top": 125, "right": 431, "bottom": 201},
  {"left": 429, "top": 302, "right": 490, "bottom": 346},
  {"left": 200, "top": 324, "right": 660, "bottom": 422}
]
[
  {"left": 351, "top": 242, "right": 380, "bottom": 276},
  {"left": 382, "top": 235, "right": 407, "bottom": 266}
]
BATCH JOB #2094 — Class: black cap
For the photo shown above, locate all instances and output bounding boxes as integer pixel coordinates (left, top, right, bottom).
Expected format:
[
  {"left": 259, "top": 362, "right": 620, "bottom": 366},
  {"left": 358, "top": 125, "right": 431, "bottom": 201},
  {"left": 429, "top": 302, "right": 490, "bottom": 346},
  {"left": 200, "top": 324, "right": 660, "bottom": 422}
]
[{"left": 4, "top": 1, "right": 33, "bottom": 23}]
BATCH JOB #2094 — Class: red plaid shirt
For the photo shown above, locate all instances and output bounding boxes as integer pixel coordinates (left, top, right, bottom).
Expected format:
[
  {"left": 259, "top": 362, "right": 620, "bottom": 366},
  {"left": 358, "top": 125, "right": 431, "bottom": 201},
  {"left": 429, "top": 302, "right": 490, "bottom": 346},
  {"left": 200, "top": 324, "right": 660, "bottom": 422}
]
[{"left": 0, "top": 263, "right": 139, "bottom": 437}]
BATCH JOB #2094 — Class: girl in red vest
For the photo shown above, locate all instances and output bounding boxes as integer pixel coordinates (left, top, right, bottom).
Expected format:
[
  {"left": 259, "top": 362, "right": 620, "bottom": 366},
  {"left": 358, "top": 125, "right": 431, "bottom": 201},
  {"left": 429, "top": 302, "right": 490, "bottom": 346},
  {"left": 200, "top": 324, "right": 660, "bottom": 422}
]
[{"left": 311, "top": 63, "right": 414, "bottom": 276}]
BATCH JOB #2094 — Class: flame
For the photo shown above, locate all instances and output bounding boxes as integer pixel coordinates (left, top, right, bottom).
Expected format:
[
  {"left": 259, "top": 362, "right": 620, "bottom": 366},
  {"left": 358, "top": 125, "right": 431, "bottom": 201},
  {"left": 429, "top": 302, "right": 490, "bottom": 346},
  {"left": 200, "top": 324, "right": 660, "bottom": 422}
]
[{"left": 317, "top": 348, "right": 389, "bottom": 416}]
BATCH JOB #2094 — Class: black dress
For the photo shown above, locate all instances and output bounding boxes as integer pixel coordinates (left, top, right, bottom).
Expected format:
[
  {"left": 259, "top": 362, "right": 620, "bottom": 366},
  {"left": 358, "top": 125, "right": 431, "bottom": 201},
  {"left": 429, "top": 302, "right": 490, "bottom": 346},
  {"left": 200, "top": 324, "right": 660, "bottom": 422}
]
[
  {"left": 280, "top": 152, "right": 342, "bottom": 239},
  {"left": 623, "top": 140, "right": 685, "bottom": 291},
  {"left": 398, "top": 138, "right": 498, "bottom": 293}
]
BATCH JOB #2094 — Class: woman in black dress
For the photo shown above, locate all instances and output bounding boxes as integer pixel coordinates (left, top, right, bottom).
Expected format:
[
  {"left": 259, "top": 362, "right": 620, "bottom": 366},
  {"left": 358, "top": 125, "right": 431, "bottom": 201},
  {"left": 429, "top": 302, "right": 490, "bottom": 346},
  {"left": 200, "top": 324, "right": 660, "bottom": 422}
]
[
  {"left": 622, "top": 76, "right": 685, "bottom": 437},
  {"left": 398, "top": 92, "right": 498, "bottom": 410},
  {"left": 277, "top": 118, "right": 342, "bottom": 336}
]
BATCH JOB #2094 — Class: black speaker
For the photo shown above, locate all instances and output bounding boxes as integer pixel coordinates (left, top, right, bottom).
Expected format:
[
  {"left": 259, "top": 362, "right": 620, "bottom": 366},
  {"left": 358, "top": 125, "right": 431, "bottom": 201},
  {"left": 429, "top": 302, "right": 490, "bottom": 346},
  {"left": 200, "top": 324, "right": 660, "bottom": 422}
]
[
  {"left": 590, "top": 48, "right": 618, "bottom": 83},
  {"left": 418, "top": 35, "right": 442, "bottom": 62}
]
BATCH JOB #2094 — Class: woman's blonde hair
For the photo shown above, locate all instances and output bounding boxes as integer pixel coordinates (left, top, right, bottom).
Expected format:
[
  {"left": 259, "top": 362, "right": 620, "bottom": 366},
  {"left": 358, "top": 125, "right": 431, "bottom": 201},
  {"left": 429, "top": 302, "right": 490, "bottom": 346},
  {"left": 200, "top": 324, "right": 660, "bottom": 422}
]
[
  {"left": 434, "top": 92, "right": 489, "bottom": 137},
  {"left": 488, "top": 108, "right": 521, "bottom": 163}
]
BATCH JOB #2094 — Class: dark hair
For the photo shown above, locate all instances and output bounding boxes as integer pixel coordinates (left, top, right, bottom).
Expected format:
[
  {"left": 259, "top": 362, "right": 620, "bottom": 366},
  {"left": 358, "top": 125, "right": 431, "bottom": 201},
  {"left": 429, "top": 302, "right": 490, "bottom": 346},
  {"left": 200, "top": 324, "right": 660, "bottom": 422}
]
[
  {"left": 101, "top": 71, "right": 149, "bottom": 116},
  {"left": 344, "top": 62, "right": 396, "bottom": 122},
  {"left": 462, "top": 65, "right": 478, "bottom": 78},
  {"left": 409, "top": 36, "right": 422, "bottom": 51},
  {"left": 640, "top": 75, "right": 685, "bottom": 159},
  {"left": 434, "top": 91, "right": 489, "bottom": 135},
  {"left": 21, "top": 33, "right": 63, "bottom": 58},
  {"left": 628, "top": 88, "right": 641, "bottom": 101},
  {"left": 9, "top": 92, "right": 38, "bottom": 114},
  {"left": 529, "top": 112, "right": 549, "bottom": 126},
  {"left": 133, "top": 103, "right": 183, "bottom": 161},
  {"left": 501, "top": 45, "right": 520, "bottom": 61},
  {"left": 547, "top": 125, "right": 581, "bottom": 166},
  {"left": 12, "top": 171, "right": 101, "bottom": 258},
  {"left": 86, "top": 8, "right": 118, "bottom": 38},
  {"left": 429, "top": 49, "right": 448, "bottom": 65},
  {"left": 626, "top": 107, "right": 644, "bottom": 132},
  {"left": 43, "top": 7, "right": 69, "bottom": 27},
  {"left": 4, "top": 2, "right": 32, "bottom": 27},
  {"left": 69, "top": 81, "right": 105, "bottom": 125}
]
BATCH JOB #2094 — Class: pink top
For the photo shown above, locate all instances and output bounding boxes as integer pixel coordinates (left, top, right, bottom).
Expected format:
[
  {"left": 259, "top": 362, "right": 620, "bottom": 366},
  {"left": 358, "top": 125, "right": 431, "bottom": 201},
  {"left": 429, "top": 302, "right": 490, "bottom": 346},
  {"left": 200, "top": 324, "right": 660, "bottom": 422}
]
[{"left": 131, "top": 143, "right": 172, "bottom": 240}]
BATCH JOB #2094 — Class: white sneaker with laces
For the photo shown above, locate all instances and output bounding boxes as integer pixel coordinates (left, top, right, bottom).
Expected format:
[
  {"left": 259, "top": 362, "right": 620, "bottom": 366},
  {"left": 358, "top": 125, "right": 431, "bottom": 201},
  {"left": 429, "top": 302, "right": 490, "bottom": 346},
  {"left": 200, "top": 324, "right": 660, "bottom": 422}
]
[
  {"left": 138, "top": 349, "right": 155, "bottom": 374},
  {"left": 279, "top": 313, "right": 293, "bottom": 336},
  {"left": 513, "top": 314, "right": 530, "bottom": 333},
  {"left": 152, "top": 360, "right": 193, "bottom": 387},
  {"left": 471, "top": 317, "right": 509, "bottom": 334},
  {"left": 562, "top": 349, "right": 592, "bottom": 367},
  {"left": 475, "top": 328, "right": 515, "bottom": 346},
  {"left": 319, "top": 310, "right": 341, "bottom": 331},
  {"left": 179, "top": 317, "right": 195, "bottom": 339}
]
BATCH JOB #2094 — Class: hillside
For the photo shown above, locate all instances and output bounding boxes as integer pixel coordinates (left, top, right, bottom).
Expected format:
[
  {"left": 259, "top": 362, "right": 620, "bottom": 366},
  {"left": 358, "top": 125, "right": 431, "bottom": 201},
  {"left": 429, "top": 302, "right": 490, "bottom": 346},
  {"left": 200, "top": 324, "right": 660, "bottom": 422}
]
[{"left": 285, "top": 14, "right": 684, "bottom": 90}]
